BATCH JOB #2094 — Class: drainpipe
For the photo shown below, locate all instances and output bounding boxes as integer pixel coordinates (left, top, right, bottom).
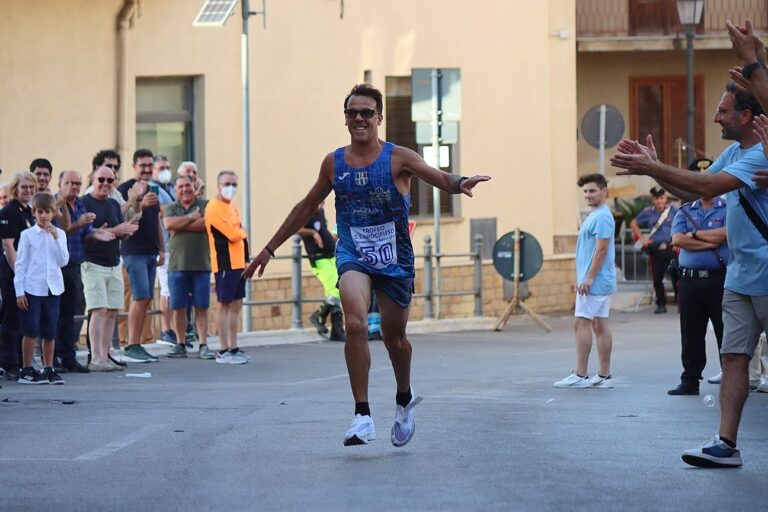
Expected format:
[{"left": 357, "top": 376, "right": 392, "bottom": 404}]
[{"left": 116, "top": 0, "right": 138, "bottom": 155}]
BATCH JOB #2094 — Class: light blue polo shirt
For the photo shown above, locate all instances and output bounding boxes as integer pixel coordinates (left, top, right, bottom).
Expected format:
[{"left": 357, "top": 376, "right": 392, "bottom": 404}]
[
  {"left": 576, "top": 204, "right": 616, "bottom": 296},
  {"left": 707, "top": 142, "right": 768, "bottom": 296}
]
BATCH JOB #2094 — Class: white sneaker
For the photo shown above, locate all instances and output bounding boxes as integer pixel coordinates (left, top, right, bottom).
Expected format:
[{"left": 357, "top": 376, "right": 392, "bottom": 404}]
[
  {"left": 227, "top": 351, "right": 249, "bottom": 364},
  {"left": 391, "top": 394, "right": 423, "bottom": 447},
  {"left": 215, "top": 351, "right": 233, "bottom": 364},
  {"left": 757, "top": 376, "right": 768, "bottom": 393},
  {"left": 554, "top": 372, "right": 591, "bottom": 388},
  {"left": 589, "top": 374, "right": 614, "bottom": 388},
  {"left": 343, "top": 414, "right": 376, "bottom": 446},
  {"left": 707, "top": 372, "right": 722, "bottom": 384}
]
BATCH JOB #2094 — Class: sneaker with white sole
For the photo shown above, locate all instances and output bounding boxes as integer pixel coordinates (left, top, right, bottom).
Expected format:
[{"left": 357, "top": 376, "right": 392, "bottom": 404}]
[
  {"left": 391, "top": 394, "right": 423, "bottom": 447},
  {"left": 554, "top": 372, "right": 591, "bottom": 388},
  {"left": 707, "top": 372, "right": 722, "bottom": 384},
  {"left": 198, "top": 345, "right": 217, "bottom": 360},
  {"left": 682, "top": 436, "right": 742, "bottom": 468},
  {"left": 122, "top": 345, "right": 153, "bottom": 363},
  {"left": 590, "top": 374, "right": 614, "bottom": 388},
  {"left": 156, "top": 330, "right": 177, "bottom": 346},
  {"left": 227, "top": 351, "right": 249, "bottom": 364},
  {"left": 215, "top": 351, "right": 233, "bottom": 364},
  {"left": 343, "top": 414, "right": 376, "bottom": 446},
  {"left": 757, "top": 376, "right": 768, "bottom": 393},
  {"left": 230, "top": 348, "right": 251, "bottom": 362}
]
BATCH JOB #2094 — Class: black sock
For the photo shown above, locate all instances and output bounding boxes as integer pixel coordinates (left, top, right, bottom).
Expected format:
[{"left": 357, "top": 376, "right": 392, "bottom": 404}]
[
  {"left": 720, "top": 436, "right": 736, "bottom": 448},
  {"left": 396, "top": 388, "right": 412, "bottom": 408},
  {"left": 230, "top": 347, "right": 239, "bottom": 354},
  {"left": 219, "top": 349, "right": 227, "bottom": 355},
  {"left": 355, "top": 402, "right": 371, "bottom": 416}
]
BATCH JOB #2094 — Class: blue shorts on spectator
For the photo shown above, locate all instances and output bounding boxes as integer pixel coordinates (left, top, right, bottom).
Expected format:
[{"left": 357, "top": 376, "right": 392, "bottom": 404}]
[
  {"left": 169, "top": 271, "right": 210, "bottom": 310},
  {"left": 214, "top": 270, "right": 246, "bottom": 303},
  {"left": 123, "top": 254, "right": 158, "bottom": 300},
  {"left": 20, "top": 293, "right": 60, "bottom": 339}
]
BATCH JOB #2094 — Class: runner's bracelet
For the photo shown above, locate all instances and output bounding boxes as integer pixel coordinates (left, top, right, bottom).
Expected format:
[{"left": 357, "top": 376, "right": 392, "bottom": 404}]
[
  {"left": 265, "top": 246, "right": 275, "bottom": 257},
  {"left": 457, "top": 176, "right": 468, "bottom": 193}
]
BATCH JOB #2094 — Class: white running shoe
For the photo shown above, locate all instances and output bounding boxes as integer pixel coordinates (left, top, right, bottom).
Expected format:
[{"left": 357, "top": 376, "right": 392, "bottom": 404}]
[
  {"left": 391, "top": 394, "right": 423, "bottom": 447},
  {"left": 589, "top": 374, "right": 614, "bottom": 388},
  {"left": 215, "top": 351, "right": 233, "bottom": 364},
  {"left": 553, "top": 372, "right": 591, "bottom": 388},
  {"left": 343, "top": 414, "right": 376, "bottom": 446},
  {"left": 227, "top": 351, "right": 249, "bottom": 364},
  {"left": 707, "top": 372, "right": 722, "bottom": 384}
]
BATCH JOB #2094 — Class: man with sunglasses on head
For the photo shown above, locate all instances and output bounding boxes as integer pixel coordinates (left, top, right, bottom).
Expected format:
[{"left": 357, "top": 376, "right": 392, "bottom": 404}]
[
  {"left": 245, "top": 83, "right": 490, "bottom": 447},
  {"left": 117, "top": 149, "right": 164, "bottom": 364}
]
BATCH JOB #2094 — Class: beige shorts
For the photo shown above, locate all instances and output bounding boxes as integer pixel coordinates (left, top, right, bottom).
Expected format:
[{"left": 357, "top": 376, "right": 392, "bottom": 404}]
[{"left": 82, "top": 261, "right": 124, "bottom": 311}]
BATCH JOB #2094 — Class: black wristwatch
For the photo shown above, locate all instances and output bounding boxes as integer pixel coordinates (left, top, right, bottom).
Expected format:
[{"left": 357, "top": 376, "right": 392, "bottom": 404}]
[
  {"left": 691, "top": 229, "right": 698, "bottom": 240},
  {"left": 742, "top": 61, "right": 765, "bottom": 79}
]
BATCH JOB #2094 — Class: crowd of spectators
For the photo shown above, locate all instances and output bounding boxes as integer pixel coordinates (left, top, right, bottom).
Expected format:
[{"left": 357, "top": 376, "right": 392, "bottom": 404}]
[{"left": 0, "top": 149, "right": 252, "bottom": 385}]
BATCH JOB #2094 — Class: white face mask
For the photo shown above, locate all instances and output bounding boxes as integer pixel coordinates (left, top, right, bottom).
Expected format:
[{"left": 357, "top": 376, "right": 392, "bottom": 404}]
[
  {"left": 157, "top": 170, "right": 172, "bottom": 184},
  {"left": 221, "top": 185, "right": 237, "bottom": 200}
]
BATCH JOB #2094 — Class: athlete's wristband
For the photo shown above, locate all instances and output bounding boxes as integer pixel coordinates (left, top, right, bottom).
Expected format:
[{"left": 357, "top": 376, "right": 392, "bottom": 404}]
[
  {"left": 265, "top": 246, "right": 276, "bottom": 257},
  {"left": 457, "top": 176, "right": 469, "bottom": 193}
]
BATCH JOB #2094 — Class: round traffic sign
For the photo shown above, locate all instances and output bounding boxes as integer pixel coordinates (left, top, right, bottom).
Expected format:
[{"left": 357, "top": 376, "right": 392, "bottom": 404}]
[
  {"left": 492, "top": 231, "right": 543, "bottom": 282},
  {"left": 581, "top": 104, "right": 625, "bottom": 149}
]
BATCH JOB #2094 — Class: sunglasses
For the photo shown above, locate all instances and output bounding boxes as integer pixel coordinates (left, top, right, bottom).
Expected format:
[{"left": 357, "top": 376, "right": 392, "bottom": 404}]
[
  {"left": 96, "top": 177, "right": 115, "bottom": 184},
  {"left": 104, "top": 163, "right": 120, "bottom": 170},
  {"left": 221, "top": 182, "right": 238, "bottom": 187},
  {"left": 344, "top": 108, "right": 378, "bottom": 119}
]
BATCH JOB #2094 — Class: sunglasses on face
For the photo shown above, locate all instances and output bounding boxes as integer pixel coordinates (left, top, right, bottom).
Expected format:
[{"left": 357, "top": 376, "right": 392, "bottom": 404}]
[
  {"left": 344, "top": 108, "right": 378, "bottom": 120},
  {"left": 96, "top": 177, "right": 115, "bottom": 184},
  {"left": 220, "top": 182, "right": 238, "bottom": 187},
  {"left": 104, "top": 163, "right": 120, "bottom": 170}
]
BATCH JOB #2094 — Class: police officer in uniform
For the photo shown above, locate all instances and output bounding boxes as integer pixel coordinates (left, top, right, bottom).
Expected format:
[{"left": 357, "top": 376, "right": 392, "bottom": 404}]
[
  {"left": 667, "top": 158, "right": 729, "bottom": 395},
  {"left": 630, "top": 187, "right": 679, "bottom": 313}
]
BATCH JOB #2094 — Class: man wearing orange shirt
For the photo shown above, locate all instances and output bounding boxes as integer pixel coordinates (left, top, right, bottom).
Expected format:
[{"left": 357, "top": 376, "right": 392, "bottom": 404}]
[{"left": 204, "top": 171, "right": 250, "bottom": 364}]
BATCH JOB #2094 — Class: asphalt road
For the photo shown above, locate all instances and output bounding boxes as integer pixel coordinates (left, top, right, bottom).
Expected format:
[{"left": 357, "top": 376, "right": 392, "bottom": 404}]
[{"left": 1, "top": 310, "right": 766, "bottom": 511}]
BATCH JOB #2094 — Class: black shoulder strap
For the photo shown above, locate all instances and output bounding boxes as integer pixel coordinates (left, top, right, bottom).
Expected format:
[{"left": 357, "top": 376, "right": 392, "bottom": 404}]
[{"left": 738, "top": 189, "right": 768, "bottom": 244}]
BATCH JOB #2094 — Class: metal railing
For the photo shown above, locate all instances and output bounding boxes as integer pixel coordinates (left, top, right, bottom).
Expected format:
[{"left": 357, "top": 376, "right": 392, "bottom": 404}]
[
  {"left": 242, "top": 233, "right": 485, "bottom": 329},
  {"left": 616, "top": 221, "right": 652, "bottom": 282},
  {"left": 577, "top": 0, "right": 768, "bottom": 38},
  {"left": 73, "top": 233, "right": 485, "bottom": 335}
]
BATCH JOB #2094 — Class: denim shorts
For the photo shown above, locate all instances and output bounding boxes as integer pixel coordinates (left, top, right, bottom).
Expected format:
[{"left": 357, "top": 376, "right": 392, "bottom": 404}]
[
  {"left": 123, "top": 254, "right": 158, "bottom": 300},
  {"left": 338, "top": 262, "right": 414, "bottom": 309},
  {"left": 19, "top": 293, "right": 60, "bottom": 339},
  {"left": 214, "top": 270, "right": 246, "bottom": 304},
  {"left": 168, "top": 271, "right": 211, "bottom": 310}
]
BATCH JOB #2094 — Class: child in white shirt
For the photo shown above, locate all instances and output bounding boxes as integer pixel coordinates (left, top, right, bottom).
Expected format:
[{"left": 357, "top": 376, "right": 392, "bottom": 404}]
[{"left": 14, "top": 193, "right": 69, "bottom": 384}]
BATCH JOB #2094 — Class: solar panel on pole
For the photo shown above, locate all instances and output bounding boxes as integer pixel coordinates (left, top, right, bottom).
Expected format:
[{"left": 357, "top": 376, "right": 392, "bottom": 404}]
[{"left": 193, "top": 0, "right": 238, "bottom": 26}]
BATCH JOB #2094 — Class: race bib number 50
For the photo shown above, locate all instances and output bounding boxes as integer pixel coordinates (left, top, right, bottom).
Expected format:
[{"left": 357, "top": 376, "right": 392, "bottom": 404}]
[{"left": 351, "top": 222, "right": 397, "bottom": 270}]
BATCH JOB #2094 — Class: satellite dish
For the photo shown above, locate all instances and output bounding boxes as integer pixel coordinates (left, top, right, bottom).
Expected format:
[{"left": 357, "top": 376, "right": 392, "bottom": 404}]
[{"left": 581, "top": 104, "right": 625, "bottom": 149}]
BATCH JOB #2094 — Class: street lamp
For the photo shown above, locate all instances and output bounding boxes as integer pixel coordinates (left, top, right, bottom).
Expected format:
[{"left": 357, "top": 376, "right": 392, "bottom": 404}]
[{"left": 676, "top": 0, "right": 705, "bottom": 165}]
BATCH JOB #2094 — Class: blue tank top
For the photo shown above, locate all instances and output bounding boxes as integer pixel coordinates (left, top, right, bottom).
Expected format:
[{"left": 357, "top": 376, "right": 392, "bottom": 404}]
[{"left": 334, "top": 142, "right": 414, "bottom": 278}]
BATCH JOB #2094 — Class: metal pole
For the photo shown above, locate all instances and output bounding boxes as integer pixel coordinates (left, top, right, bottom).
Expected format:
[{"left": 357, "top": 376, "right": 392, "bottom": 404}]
[
  {"left": 423, "top": 235, "right": 434, "bottom": 320},
  {"left": 291, "top": 234, "right": 303, "bottom": 329},
  {"left": 430, "top": 68, "right": 442, "bottom": 318},
  {"left": 598, "top": 104, "right": 606, "bottom": 175},
  {"left": 473, "top": 234, "right": 483, "bottom": 317},
  {"left": 241, "top": 0, "right": 253, "bottom": 331},
  {"left": 686, "top": 29, "right": 695, "bottom": 165}
]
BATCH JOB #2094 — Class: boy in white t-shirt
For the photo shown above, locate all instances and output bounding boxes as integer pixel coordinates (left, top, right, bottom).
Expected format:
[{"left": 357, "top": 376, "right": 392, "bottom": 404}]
[{"left": 14, "top": 193, "right": 70, "bottom": 384}]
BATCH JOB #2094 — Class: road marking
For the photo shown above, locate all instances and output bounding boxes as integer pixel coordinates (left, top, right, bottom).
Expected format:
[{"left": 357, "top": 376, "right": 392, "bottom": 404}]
[
  {"left": 284, "top": 367, "right": 388, "bottom": 386},
  {"left": 545, "top": 398, "right": 555, "bottom": 403},
  {"left": 73, "top": 424, "right": 167, "bottom": 461}
]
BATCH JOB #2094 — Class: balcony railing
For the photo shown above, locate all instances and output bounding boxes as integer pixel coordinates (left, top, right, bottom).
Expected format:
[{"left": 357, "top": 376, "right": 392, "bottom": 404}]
[{"left": 577, "top": 0, "right": 768, "bottom": 38}]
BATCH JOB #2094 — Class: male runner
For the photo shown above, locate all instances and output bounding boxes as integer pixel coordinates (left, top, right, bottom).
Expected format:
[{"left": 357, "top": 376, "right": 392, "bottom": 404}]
[{"left": 244, "top": 83, "right": 490, "bottom": 447}]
